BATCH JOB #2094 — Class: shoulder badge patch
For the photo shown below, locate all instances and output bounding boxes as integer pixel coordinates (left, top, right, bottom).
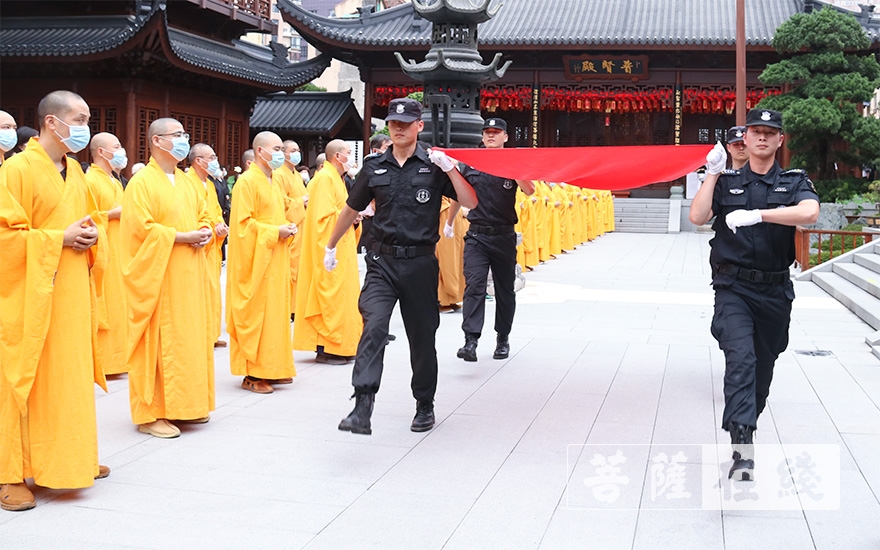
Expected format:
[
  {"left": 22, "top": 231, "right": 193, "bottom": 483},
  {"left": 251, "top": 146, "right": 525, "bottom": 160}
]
[
  {"left": 503, "top": 179, "right": 514, "bottom": 189},
  {"left": 415, "top": 188, "right": 431, "bottom": 203}
]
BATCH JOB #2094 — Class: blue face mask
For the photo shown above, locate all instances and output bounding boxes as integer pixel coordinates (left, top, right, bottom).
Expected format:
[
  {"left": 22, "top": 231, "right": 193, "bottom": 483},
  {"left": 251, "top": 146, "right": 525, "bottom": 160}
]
[
  {"left": 107, "top": 148, "right": 128, "bottom": 170},
  {"left": 0, "top": 128, "right": 17, "bottom": 152},
  {"left": 288, "top": 151, "right": 302, "bottom": 165},
  {"left": 264, "top": 149, "right": 285, "bottom": 170},
  {"left": 54, "top": 117, "right": 90, "bottom": 153},
  {"left": 206, "top": 159, "right": 220, "bottom": 175},
  {"left": 159, "top": 135, "right": 190, "bottom": 161}
]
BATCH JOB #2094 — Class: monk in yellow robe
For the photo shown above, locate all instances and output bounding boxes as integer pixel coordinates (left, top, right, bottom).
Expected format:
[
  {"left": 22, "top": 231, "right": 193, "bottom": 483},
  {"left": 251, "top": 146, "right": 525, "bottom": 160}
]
[
  {"left": 85, "top": 132, "right": 129, "bottom": 375},
  {"left": 227, "top": 132, "right": 298, "bottom": 394},
  {"left": 273, "top": 140, "right": 308, "bottom": 317},
  {"left": 0, "top": 91, "right": 109, "bottom": 511},
  {"left": 534, "top": 181, "right": 552, "bottom": 263},
  {"left": 121, "top": 117, "right": 214, "bottom": 439},
  {"left": 437, "top": 197, "right": 467, "bottom": 309},
  {"left": 186, "top": 143, "right": 229, "bottom": 349},
  {"left": 293, "top": 139, "right": 362, "bottom": 365},
  {"left": 0, "top": 110, "right": 18, "bottom": 165}
]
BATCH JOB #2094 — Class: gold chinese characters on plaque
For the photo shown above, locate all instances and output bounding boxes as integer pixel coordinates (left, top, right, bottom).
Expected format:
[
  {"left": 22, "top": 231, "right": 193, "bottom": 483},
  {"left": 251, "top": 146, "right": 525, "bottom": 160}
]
[{"left": 563, "top": 55, "right": 649, "bottom": 82}]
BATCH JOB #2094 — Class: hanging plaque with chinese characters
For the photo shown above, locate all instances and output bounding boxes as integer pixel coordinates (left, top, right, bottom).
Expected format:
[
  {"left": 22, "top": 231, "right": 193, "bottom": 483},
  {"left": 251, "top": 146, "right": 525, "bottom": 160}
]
[{"left": 563, "top": 55, "right": 649, "bottom": 82}]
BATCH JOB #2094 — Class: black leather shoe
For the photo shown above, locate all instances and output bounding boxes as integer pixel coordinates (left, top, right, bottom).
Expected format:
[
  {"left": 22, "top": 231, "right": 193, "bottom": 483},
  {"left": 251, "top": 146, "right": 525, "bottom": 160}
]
[
  {"left": 338, "top": 393, "right": 374, "bottom": 435},
  {"left": 493, "top": 335, "right": 510, "bottom": 359},
  {"left": 457, "top": 336, "right": 478, "bottom": 362},
  {"left": 411, "top": 400, "right": 435, "bottom": 432},
  {"left": 727, "top": 422, "right": 755, "bottom": 481}
]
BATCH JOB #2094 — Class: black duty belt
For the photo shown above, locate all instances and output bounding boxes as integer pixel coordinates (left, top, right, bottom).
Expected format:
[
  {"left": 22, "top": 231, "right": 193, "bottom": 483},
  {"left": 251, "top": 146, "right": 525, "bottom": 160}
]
[
  {"left": 469, "top": 224, "right": 515, "bottom": 235},
  {"left": 372, "top": 243, "right": 436, "bottom": 259},
  {"left": 715, "top": 264, "right": 790, "bottom": 284}
]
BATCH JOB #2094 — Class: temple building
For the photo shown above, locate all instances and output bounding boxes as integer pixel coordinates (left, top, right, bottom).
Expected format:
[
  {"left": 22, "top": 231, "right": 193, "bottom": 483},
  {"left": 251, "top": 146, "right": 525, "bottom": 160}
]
[
  {"left": 279, "top": 0, "right": 880, "bottom": 194},
  {"left": 0, "top": 0, "right": 332, "bottom": 172}
]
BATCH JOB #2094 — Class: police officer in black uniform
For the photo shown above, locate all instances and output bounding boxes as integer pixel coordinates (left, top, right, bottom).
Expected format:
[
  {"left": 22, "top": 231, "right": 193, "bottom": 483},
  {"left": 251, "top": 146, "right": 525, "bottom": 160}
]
[
  {"left": 448, "top": 118, "right": 535, "bottom": 362},
  {"left": 689, "top": 109, "right": 819, "bottom": 481},
  {"left": 323, "top": 98, "right": 478, "bottom": 435},
  {"left": 725, "top": 125, "right": 749, "bottom": 170}
]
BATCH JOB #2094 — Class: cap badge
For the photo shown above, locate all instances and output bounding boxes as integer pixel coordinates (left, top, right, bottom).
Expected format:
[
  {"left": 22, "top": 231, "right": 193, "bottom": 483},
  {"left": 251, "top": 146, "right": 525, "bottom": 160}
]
[
  {"left": 396, "top": 104, "right": 405, "bottom": 114},
  {"left": 761, "top": 111, "right": 771, "bottom": 121},
  {"left": 735, "top": 130, "right": 743, "bottom": 137},
  {"left": 489, "top": 120, "right": 496, "bottom": 126}
]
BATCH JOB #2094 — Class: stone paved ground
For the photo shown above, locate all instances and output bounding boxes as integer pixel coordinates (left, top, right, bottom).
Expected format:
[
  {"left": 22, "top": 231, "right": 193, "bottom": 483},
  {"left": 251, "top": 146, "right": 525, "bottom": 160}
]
[{"left": 1, "top": 232, "right": 878, "bottom": 549}]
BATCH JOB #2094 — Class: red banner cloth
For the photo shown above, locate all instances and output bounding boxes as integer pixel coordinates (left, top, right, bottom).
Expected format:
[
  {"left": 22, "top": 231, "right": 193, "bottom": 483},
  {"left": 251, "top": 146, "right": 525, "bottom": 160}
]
[{"left": 435, "top": 145, "right": 712, "bottom": 190}]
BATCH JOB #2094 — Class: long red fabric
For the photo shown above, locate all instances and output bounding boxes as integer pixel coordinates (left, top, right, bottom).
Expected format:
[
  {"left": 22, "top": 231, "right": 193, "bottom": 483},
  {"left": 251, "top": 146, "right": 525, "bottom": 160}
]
[{"left": 435, "top": 145, "right": 712, "bottom": 190}]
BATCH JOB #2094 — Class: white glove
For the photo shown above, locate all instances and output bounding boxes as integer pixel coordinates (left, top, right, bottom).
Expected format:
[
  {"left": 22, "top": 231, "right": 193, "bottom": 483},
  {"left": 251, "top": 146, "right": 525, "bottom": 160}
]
[
  {"left": 725, "top": 209, "right": 762, "bottom": 234},
  {"left": 516, "top": 231, "right": 523, "bottom": 246},
  {"left": 428, "top": 149, "right": 455, "bottom": 173},
  {"left": 706, "top": 141, "right": 727, "bottom": 175},
  {"left": 443, "top": 222, "right": 455, "bottom": 238},
  {"left": 323, "top": 246, "right": 338, "bottom": 271}
]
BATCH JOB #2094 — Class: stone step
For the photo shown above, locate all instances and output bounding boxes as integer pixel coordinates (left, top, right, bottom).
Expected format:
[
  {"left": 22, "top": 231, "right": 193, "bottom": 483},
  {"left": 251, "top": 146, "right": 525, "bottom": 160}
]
[
  {"left": 813, "top": 271, "right": 880, "bottom": 331},
  {"left": 834, "top": 262, "right": 880, "bottom": 300},
  {"left": 854, "top": 252, "right": 880, "bottom": 275}
]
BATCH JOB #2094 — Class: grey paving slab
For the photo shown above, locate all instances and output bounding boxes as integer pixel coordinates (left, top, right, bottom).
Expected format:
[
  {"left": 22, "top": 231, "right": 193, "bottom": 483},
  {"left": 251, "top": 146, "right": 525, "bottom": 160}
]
[{"left": 2, "top": 232, "right": 879, "bottom": 549}]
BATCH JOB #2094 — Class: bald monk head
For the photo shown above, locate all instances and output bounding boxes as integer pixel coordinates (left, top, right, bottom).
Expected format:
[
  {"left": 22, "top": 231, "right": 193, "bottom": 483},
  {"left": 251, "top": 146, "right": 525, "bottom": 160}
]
[
  {"left": 36, "top": 90, "right": 91, "bottom": 161},
  {"left": 188, "top": 143, "right": 217, "bottom": 181},
  {"left": 0, "top": 110, "right": 17, "bottom": 160},
  {"left": 283, "top": 140, "right": 301, "bottom": 169},
  {"left": 89, "top": 132, "right": 125, "bottom": 174},
  {"left": 324, "top": 139, "right": 352, "bottom": 176},
  {"left": 251, "top": 131, "right": 283, "bottom": 178},
  {"left": 242, "top": 148, "right": 254, "bottom": 170},
  {"left": 148, "top": 117, "right": 188, "bottom": 172}
]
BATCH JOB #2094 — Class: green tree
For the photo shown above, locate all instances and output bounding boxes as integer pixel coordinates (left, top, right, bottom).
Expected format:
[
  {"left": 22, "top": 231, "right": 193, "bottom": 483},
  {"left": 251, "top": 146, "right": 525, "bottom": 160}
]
[
  {"left": 757, "top": 6, "right": 880, "bottom": 183},
  {"left": 297, "top": 82, "right": 327, "bottom": 92}
]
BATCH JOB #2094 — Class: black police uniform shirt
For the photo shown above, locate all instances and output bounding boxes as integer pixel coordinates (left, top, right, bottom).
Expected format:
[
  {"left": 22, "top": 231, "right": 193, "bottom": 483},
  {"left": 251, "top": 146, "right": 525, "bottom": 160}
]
[
  {"left": 709, "top": 162, "right": 818, "bottom": 273},
  {"left": 347, "top": 144, "right": 457, "bottom": 247},
  {"left": 459, "top": 166, "right": 518, "bottom": 227}
]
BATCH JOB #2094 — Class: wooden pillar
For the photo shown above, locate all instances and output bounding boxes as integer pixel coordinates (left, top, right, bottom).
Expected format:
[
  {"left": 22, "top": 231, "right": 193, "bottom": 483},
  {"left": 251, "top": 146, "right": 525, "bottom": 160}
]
[
  {"left": 219, "top": 99, "right": 227, "bottom": 165},
  {"left": 736, "top": 0, "right": 746, "bottom": 125},
  {"left": 363, "top": 71, "right": 374, "bottom": 153},
  {"left": 125, "top": 83, "right": 137, "bottom": 178}
]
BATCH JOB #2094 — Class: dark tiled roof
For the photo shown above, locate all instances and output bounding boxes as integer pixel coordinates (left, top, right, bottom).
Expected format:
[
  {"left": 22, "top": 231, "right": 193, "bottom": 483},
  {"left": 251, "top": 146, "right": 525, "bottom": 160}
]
[
  {"left": 250, "top": 91, "right": 364, "bottom": 134},
  {"left": 0, "top": 13, "right": 156, "bottom": 57},
  {"left": 167, "top": 28, "right": 331, "bottom": 88},
  {"left": 279, "top": 0, "right": 880, "bottom": 49},
  {"left": 0, "top": 5, "right": 331, "bottom": 89}
]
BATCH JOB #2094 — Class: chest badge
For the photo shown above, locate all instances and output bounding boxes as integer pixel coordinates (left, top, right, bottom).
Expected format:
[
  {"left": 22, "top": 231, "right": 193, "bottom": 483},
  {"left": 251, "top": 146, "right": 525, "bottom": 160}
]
[
  {"left": 418, "top": 167, "right": 431, "bottom": 174},
  {"left": 729, "top": 188, "right": 744, "bottom": 195},
  {"left": 773, "top": 187, "right": 789, "bottom": 193},
  {"left": 374, "top": 168, "right": 387, "bottom": 175},
  {"left": 415, "top": 188, "right": 431, "bottom": 203},
  {"left": 503, "top": 179, "right": 514, "bottom": 190}
]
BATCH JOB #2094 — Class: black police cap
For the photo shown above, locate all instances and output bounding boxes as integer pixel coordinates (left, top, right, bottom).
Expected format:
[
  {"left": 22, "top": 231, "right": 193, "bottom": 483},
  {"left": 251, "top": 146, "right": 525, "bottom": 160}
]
[
  {"left": 745, "top": 109, "right": 783, "bottom": 130},
  {"left": 385, "top": 98, "right": 422, "bottom": 123},
  {"left": 726, "top": 126, "right": 745, "bottom": 144},
  {"left": 482, "top": 118, "right": 508, "bottom": 132}
]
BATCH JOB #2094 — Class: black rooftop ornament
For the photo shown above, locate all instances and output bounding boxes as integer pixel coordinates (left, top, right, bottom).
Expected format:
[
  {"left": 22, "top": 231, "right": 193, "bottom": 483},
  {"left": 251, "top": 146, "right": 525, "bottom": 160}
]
[{"left": 395, "top": 0, "right": 510, "bottom": 148}]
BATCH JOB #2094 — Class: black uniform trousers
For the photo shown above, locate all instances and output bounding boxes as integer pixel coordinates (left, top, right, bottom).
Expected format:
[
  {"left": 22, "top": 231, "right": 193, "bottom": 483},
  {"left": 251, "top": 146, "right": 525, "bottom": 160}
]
[
  {"left": 711, "top": 278, "right": 793, "bottom": 430},
  {"left": 461, "top": 231, "right": 517, "bottom": 339},
  {"left": 351, "top": 252, "right": 440, "bottom": 401}
]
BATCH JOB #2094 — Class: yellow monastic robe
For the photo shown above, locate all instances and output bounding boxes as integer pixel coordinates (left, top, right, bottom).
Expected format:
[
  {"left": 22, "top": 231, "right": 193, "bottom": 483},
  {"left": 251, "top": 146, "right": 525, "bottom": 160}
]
[
  {"left": 566, "top": 185, "right": 585, "bottom": 245},
  {"left": 0, "top": 138, "right": 107, "bottom": 488},
  {"left": 293, "top": 162, "right": 362, "bottom": 356},
  {"left": 602, "top": 190, "right": 615, "bottom": 232},
  {"left": 273, "top": 165, "right": 307, "bottom": 314},
  {"left": 548, "top": 184, "right": 564, "bottom": 256},
  {"left": 535, "top": 182, "right": 552, "bottom": 262},
  {"left": 520, "top": 188, "right": 539, "bottom": 268},
  {"left": 186, "top": 170, "right": 225, "bottom": 343},
  {"left": 437, "top": 197, "right": 466, "bottom": 307},
  {"left": 560, "top": 186, "right": 574, "bottom": 250},
  {"left": 121, "top": 158, "right": 214, "bottom": 424},
  {"left": 85, "top": 164, "right": 129, "bottom": 374},
  {"left": 513, "top": 191, "right": 526, "bottom": 270},
  {"left": 585, "top": 190, "right": 600, "bottom": 241},
  {"left": 226, "top": 164, "right": 296, "bottom": 380}
]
